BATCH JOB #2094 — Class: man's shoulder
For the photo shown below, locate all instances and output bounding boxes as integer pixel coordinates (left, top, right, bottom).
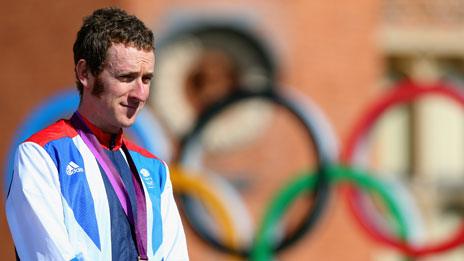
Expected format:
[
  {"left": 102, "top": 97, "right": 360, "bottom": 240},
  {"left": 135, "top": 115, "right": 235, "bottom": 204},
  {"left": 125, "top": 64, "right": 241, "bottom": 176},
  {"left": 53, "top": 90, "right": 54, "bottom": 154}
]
[
  {"left": 26, "top": 119, "right": 78, "bottom": 147},
  {"left": 123, "top": 138, "right": 159, "bottom": 160}
]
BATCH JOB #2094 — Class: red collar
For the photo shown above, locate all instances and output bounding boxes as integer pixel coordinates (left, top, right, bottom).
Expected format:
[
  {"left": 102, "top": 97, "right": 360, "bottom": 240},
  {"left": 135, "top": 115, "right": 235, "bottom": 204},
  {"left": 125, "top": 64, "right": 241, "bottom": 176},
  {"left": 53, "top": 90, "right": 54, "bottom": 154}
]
[{"left": 79, "top": 115, "right": 123, "bottom": 151}]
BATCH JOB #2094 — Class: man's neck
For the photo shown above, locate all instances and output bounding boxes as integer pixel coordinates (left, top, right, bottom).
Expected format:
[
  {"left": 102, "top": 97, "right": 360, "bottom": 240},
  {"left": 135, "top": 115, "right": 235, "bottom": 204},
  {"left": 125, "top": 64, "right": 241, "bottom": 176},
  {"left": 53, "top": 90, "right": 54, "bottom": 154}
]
[
  {"left": 76, "top": 109, "right": 123, "bottom": 150},
  {"left": 77, "top": 104, "right": 120, "bottom": 133}
]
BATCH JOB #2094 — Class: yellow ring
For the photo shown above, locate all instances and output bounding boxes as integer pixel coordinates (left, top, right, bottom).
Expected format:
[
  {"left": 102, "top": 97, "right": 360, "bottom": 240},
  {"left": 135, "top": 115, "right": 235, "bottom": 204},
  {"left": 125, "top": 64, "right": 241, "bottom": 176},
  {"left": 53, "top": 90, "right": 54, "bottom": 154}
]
[{"left": 170, "top": 165, "right": 239, "bottom": 250}]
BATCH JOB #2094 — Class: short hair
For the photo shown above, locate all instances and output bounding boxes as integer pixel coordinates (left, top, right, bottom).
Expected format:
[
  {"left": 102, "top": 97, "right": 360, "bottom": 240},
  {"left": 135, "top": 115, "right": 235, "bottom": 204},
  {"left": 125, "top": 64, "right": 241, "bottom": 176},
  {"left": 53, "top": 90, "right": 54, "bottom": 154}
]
[{"left": 73, "top": 7, "right": 154, "bottom": 96}]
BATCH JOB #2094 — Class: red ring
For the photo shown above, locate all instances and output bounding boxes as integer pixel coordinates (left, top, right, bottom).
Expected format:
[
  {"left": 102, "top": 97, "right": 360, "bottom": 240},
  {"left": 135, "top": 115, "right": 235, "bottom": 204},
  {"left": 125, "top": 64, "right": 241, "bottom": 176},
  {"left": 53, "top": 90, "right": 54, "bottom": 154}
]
[{"left": 341, "top": 80, "right": 464, "bottom": 257}]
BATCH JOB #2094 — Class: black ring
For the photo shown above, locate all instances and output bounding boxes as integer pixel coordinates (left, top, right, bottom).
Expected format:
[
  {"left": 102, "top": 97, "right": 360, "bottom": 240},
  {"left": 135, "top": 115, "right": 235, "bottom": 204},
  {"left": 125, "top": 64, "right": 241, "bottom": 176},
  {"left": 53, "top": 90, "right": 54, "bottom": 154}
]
[{"left": 175, "top": 89, "right": 332, "bottom": 257}]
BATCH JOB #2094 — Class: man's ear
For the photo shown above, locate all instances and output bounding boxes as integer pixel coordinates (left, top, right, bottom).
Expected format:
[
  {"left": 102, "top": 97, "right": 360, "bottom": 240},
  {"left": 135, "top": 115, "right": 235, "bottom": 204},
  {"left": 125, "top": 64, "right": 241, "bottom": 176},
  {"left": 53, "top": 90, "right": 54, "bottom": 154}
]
[{"left": 75, "top": 59, "right": 92, "bottom": 89}]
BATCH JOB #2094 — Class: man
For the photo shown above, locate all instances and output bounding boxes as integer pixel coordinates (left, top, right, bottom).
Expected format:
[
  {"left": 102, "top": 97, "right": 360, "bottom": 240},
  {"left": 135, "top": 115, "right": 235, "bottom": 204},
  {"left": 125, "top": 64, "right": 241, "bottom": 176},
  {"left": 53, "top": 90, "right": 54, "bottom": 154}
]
[{"left": 6, "top": 7, "right": 188, "bottom": 260}]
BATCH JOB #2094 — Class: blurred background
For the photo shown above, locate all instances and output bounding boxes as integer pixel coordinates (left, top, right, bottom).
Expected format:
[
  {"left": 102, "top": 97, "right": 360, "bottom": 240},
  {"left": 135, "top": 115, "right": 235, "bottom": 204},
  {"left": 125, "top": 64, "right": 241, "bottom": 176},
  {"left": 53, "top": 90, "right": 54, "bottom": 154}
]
[{"left": 1, "top": 0, "right": 464, "bottom": 260}]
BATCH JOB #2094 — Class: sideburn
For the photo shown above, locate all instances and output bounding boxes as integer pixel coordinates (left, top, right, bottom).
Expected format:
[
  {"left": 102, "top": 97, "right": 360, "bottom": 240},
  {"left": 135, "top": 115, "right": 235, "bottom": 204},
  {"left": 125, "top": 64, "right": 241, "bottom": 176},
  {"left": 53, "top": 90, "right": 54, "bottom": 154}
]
[{"left": 92, "top": 76, "right": 105, "bottom": 97}]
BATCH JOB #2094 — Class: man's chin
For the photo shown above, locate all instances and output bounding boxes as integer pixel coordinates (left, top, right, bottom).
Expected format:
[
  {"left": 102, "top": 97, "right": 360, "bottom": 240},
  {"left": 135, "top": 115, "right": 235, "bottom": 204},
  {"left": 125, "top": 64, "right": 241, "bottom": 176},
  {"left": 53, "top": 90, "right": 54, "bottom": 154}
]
[
  {"left": 116, "top": 115, "right": 136, "bottom": 128},
  {"left": 120, "top": 119, "right": 136, "bottom": 128},
  {"left": 119, "top": 110, "right": 140, "bottom": 128}
]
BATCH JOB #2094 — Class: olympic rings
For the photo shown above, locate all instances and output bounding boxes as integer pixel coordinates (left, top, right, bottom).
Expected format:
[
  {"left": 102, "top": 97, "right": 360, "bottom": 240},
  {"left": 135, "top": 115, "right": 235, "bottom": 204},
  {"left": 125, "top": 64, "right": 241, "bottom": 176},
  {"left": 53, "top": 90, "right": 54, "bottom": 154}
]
[
  {"left": 175, "top": 81, "right": 464, "bottom": 258},
  {"left": 176, "top": 88, "right": 336, "bottom": 257},
  {"left": 250, "top": 165, "right": 409, "bottom": 260},
  {"left": 342, "top": 80, "right": 464, "bottom": 257}
]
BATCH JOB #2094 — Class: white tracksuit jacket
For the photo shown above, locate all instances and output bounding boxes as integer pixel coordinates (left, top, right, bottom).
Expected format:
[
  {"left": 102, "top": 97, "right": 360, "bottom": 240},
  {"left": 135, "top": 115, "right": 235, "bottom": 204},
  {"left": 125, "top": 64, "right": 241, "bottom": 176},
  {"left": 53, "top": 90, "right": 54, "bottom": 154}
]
[{"left": 6, "top": 119, "right": 188, "bottom": 260}]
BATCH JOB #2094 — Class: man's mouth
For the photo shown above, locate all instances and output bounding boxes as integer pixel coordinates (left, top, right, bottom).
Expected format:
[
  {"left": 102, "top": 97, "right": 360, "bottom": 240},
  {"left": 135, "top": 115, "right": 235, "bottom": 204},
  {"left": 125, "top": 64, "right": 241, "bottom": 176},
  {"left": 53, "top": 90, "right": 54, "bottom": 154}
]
[{"left": 121, "top": 103, "right": 138, "bottom": 110}]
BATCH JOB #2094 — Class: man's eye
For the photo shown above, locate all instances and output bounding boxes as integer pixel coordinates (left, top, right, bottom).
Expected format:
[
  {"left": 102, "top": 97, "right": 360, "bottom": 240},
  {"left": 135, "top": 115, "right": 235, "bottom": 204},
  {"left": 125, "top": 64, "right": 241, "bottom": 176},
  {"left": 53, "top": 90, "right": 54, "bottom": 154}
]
[
  {"left": 118, "top": 75, "right": 134, "bottom": 82},
  {"left": 142, "top": 76, "right": 152, "bottom": 84}
]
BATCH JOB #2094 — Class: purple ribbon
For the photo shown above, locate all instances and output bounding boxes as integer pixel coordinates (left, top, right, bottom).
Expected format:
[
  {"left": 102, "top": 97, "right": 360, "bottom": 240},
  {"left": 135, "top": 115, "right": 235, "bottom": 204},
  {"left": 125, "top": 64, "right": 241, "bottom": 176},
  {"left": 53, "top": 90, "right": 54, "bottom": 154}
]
[{"left": 71, "top": 112, "right": 148, "bottom": 259}]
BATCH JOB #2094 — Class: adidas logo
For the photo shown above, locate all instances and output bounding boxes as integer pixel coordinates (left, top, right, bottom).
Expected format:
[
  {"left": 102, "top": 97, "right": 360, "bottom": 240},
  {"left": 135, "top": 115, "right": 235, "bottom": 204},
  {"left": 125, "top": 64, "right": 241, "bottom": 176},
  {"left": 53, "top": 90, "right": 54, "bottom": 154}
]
[{"left": 66, "top": 161, "right": 84, "bottom": 175}]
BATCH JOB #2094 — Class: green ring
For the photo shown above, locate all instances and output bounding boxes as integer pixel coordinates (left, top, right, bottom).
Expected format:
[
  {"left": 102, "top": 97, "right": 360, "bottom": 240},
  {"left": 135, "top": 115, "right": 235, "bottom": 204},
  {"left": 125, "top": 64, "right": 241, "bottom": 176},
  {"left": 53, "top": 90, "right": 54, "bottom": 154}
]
[{"left": 250, "top": 164, "right": 409, "bottom": 260}]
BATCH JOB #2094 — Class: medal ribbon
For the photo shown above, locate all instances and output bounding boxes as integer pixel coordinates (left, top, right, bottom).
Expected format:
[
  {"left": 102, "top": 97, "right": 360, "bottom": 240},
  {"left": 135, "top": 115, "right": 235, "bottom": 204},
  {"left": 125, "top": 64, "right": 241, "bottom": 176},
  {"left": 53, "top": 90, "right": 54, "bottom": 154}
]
[{"left": 71, "top": 112, "right": 148, "bottom": 260}]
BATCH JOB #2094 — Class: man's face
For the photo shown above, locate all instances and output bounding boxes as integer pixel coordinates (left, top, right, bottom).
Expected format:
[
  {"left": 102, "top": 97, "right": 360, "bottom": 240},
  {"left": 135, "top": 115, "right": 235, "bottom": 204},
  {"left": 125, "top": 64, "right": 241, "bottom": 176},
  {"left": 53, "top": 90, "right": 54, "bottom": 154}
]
[{"left": 86, "top": 43, "right": 154, "bottom": 133}]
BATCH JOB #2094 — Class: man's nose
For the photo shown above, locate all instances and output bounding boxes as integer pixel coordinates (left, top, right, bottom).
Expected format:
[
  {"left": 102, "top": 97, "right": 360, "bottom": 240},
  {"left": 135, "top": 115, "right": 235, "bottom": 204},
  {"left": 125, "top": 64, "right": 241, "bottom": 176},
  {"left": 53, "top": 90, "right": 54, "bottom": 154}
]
[{"left": 130, "top": 78, "right": 149, "bottom": 101}]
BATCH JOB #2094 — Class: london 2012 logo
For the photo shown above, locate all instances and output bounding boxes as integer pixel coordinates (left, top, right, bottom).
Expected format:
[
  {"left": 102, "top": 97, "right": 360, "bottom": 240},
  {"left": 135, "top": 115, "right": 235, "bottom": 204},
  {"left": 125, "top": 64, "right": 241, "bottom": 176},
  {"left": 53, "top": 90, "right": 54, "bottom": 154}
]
[{"left": 140, "top": 168, "right": 155, "bottom": 188}]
